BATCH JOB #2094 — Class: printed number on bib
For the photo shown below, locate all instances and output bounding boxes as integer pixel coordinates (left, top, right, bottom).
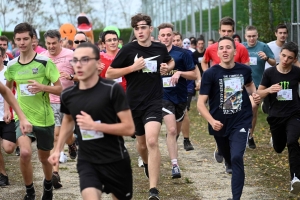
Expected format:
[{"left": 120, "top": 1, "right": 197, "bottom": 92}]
[
  {"left": 277, "top": 89, "right": 292, "bottom": 101},
  {"left": 80, "top": 120, "right": 104, "bottom": 140},
  {"left": 19, "top": 84, "right": 35, "bottom": 96},
  {"left": 250, "top": 57, "right": 257, "bottom": 65},
  {"left": 162, "top": 77, "right": 175, "bottom": 87},
  {"left": 143, "top": 60, "right": 157, "bottom": 73}
]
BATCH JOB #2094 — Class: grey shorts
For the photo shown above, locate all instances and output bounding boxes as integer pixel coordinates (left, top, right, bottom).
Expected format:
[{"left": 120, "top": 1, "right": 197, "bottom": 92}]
[{"left": 51, "top": 103, "right": 63, "bottom": 127}]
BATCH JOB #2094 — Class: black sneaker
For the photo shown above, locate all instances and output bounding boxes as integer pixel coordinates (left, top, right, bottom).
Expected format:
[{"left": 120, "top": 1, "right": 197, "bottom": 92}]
[
  {"left": 24, "top": 193, "right": 36, "bottom": 200},
  {"left": 15, "top": 146, "right": 20, "bottom": 156},
  {"left": 248, "top": 137, "right": 256, "bottom": 149},
  {"left": 42, "top": 187, "right": 53, "bottom": 200},
  {"left": 52, "top": 173, "right": 62, "bottom": 189},
  {"left": 144, "top": 162, "right": 149, "bottom": 179},
  {"left": 0, "top": 173, "right": 9, "bottom": 186},
  {"left": 171, "top": 164, "right": 181, "bottom": 179},
  {"left": 214, "top": 145, "right": 223, "bottom": 163},
  {"left": 225, "top": 162, "right": 232, "bottom": 174},
  {"left": 68, "top": 142, "right": 77, "bottom": 159},
  {"left": 183, "top": 139, "right": 194, "bottom": 151},
  {"left": 148, "top": 187, "right": 160, "bottom": 200}
]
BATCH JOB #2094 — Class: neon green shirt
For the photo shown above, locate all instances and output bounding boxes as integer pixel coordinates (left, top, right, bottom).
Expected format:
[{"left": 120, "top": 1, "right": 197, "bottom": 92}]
[{"left": 5, "top": 54, "right": 60, "bottom": 127}]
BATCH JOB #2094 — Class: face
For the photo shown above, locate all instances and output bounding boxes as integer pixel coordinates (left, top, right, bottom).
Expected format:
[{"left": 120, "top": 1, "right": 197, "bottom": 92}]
[
  {"left": 0, "top": 41, "right": 8, "bottom": 51},
  {"left": 72, "top": 47, "right": 100, "bottom": 81},
  {"left": 133, "top": 20, "right": 153, "bottom": 43},
  {"left": 275, "top": 28, "right": 288, "bottom": 42},
  {"left": 217, "top": 39, "right": 236, "bottom": 63},
  {"left": 245, "top": 30, "right": 258, "bottom": 47},
  {"left": 0, "top": 51, "right": 5, "bottom": 64},
  {"left": 279, "top": 49, "right": 297, "bottom": 68},
  {"left": 172, "top": 35, "right": 182, "bottom": 47},
  {"left": 197, "top": 40, "right": 204, "bottom": 51},
  {"left": 32, "top": 35, "right": 39, "bottom": 50},
  {"left": 233, "top": 37, "right": 240, "bottom": 43},
  {"left": 158, "top": 27, "right": 173, "bottom": 48},
  {"left": 45, "top": 37, "right": 62, "bottom": 56},
  {"left": 104, "top": 33, "right": 118, "bottom": 52},
  {"left": 14, "top": 32, "right": 33, "bottom": 53},
  {"left": 74, "top": 34, "right": 87, "bottom": 48},
  {"left": 182, "top": 38, "right": 191, "bottom": 49},
  {"left": 219, "top": 25, "right": 234, "bottom": 37}
]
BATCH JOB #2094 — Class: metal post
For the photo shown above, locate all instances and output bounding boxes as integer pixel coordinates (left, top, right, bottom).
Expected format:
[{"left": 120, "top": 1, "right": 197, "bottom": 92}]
[
  {"left": 297, "top": 0, "right": 300, "bottom": 48},
  {"left": 179, "top": 0, "right": 182, "bottom": 34},
  {"left": 191, "top": 0, "right": 196, "bottom": 36},
  {"left": 218, "top": 0, "right": 222, "bottom": 21},
  {"left": 233, "top": 0, "right": 236, "bottom": 31},
  {"left": 291, "top": 0, "right": 293, "bottom": 42},
  {"left": 185, "top": 0, "right": 188, "bottom": 36},
  {"left": 199, "top": 0, "right": 202, "bottom": 34},
  {"left": 248, "top": 0, "right": 252, "bottom": 25},
  {"left": 208, "top": 0, "right": 211, "bottom": 39}
]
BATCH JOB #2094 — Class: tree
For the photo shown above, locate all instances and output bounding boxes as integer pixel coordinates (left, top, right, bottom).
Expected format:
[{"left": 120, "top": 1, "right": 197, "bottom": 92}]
[{"left": 0, "top": 0, "right": 15, "bottom": 31}]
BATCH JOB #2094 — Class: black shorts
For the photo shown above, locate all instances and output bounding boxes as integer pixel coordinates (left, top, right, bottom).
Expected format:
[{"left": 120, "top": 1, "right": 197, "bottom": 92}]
[
  {"left": 186, "top": 93, "right": 194, "bottom": 111},
  {"left": 162, "top": 99, "right": 187, "bottom": 122},
  {"left": 132, "top": 104, "right": 162, "bottom": 136},
  {"left": 77, "top": 157, "right": 132, "bottom": 199},
  {"left": 0, "top": 120, "right": 16, "bottom": 143}
]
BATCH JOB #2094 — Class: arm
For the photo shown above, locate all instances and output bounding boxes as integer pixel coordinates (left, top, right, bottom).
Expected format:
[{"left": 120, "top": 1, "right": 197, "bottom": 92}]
[
  {"left": 194, "top": 66, "right": 201, "bottom": 91},
  {"left": 4, "top": 80, "right": 13, "bottom": 122},
  {"left": 257, "top": 83, "right": 281, "bottom": 99},
  {"left": 201, "top": 55, "right": 209, "bottom": 71},
  {"left": 197, "top": 94, "right": 223, "bottom": 131},
  {"left": 244, "top": 81, "right": 261, "bottom": 105},
  {"left": 258, "top": 51, "right": 276, "bottom": 66},
  {"left": 28, "top": 79, "right": 62, "bottom": 96},
  {"left": 160, "top": 59, "right": 175, "bottom": 75},
  {"left": 76, "top": 109, "right": 135, "bottom": 136}
]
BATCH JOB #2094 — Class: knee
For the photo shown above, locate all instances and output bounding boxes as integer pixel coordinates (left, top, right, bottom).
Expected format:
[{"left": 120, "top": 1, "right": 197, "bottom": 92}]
[
  {"left": 137, "top": 140, "right": 147, "bottom": 151},
  {"left": 20, "top": 148, "right": 32, "bottom": 162},
  {"left": 167, "top": 127, "right": 177, "bottom": 136},
  {"left": 2, "top": 143, "right": 15, "bottom": 154},
  {"left": 146, "top": 137, "right": 158, "bottom": 149},
  {"left": 231, "top": 154, "right": 243, "bottom": 164},
  {"left": 39, "top": 153, "right": 50, "bottom": 164}
]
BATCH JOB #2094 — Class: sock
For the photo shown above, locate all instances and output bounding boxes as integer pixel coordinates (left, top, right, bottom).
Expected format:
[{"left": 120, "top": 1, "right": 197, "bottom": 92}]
[
  {"left": 53, "top": 171, "right": 58, "bottom": 175},
  {"left": 184, "top": 137, "right": 189, "bottom": 141},
  {"left": 171, "top": 159, "right": 178, "bottom": 166},
  {"left": 25, "top": 183, "right": 35, "bottom": 195},
  {"left": 43, "top": 179, "right": 52, "bottom": 190}
]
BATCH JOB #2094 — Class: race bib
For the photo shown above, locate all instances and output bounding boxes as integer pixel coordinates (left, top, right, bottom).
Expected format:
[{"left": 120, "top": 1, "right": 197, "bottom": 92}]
[
  {"left": 19, "top": 84, "right": 35, "bottom": 96},
  {"left": 250, "top": 57, "right": 257, "bottom": 65},
  {"left": 143, "top": 60, "right": 157, "bottom": 73},
  {"left": 198, "top": 57, "right": 203, "bottom": 63},
  {"left": 162, "top": 77, "right": 175, "bottom": 87},
  {"left": 114, "top": 77, "right": 122, "bottom": 83},
  {"left": 80, "top": 120, "right": 104, "bottom": 140},
  {"left": 277, "top": 89, "right": 292, "bottom": 101},
  {"left": 224, "top": 77, "right": 241, "bottom": 91}
]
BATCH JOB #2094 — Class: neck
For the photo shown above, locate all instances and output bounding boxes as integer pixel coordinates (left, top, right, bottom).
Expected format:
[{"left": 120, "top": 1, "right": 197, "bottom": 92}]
[
  {"left": 167, "top": 45, "right": 172, "bottom": 52},
  {"left": 138, "top": 39, "right": 152, "bottom": 47},
  {"left": 106, "top": 49, "right": 118, "bottom": 56},
  {"left": 78, "top": 73, "right": 99, "bottom": 90},
  {"left": 247, "top": 41, "right": 257, "bottom": 47},
  {"left": 276, "top": 40, "right": 285, "bottom": 47},
  {"left": 19, "top": 49, "right": 36, "bottom": 63},
  {"left": 219, "top": 61, "right": 235, "bottom": 69},
  {"left": 197, "top": 48, "right": 204, "bottom": 53},
  {"left": 52, "top": 48, "right": 62, "bottom": 57},
  {"left": 277, "top": 64, "right": 292, "bottom": 73}
]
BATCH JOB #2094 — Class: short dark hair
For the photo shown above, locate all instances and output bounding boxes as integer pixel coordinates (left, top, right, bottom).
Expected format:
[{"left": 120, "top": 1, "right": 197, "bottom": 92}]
[
  {"left": 275, "top": 24, "right": 288, "bottom": 33},
  {"left": 76, "top": 43, "right": 100, "bottom": 60},
  {"left": 101, "top": 30, "right": 118, "bottom": 44},
  {"left": 131, "top": 13, "right": 151, "bottom": 28},
  {"left": 44, "top": 29, "right": 61, "bottom": 41},
  {"left": 75, "top": 31, "right": 87, "bottom": 40},
  {"left": 157, "top": 23, "right": 174, "bottom": 31},
  {"left": 218, "top": 36, "right": 236, "bottom": 49},
  {"left": 219, "top": 17, "right": 235, "bottom": 31},
  {"left": 173, "top": 31, "right": 182, "bottom": 40},
  {"left": 13, "top": 22, "right": 34, "bottom": 38},
  {"left": 281, "top": 42, "right": 298, "bottom": 58},
  {"left": 245, "top": 25, "right": 257, "bottom": 32},
  {"left": 208, "top": 38, "right": 215, "bottom": 43},
  {"left": 232, "top": 34, "right": 242, "bottom": 42},
  {"left": 67, "top": 40, "right": 73, "bottom": 46},
  {"left": 0, "top": 36, "right": 9, "bottom": 45},
  {"left": 189, "top": 36, "right": 196, "bottom": 41},
  {"left": 191, "top": 39, "right": 197, "bottom": 46},
  {"left": 0, "top": 46, "right": 6, "bottom": 56},
  {"left": 197, "top": 35, "right": 205, "bottom": 43}
]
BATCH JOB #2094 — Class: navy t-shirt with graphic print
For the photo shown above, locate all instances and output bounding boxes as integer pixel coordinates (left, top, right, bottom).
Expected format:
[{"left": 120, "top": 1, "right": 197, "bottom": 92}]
[
  {"left": 111, "top": 41, "right": 172, "bottom": 110},
  {"left": 200, "top": 63, "right": 253, "bottom": 137}
]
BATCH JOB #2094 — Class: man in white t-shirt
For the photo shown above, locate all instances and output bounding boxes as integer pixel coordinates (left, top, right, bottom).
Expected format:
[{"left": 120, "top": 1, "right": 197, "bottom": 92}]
[{"left": 41, "top": 30, "right": 77, "bottom": 189}]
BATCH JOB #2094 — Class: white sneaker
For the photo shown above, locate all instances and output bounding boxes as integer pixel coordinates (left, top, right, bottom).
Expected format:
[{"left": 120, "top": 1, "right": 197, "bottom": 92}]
[
  {"left": 291, "top": 176, "right": 300, "bottom": 195},
  {"left": 59, "top": 152, "right": 68, "bottom": 163},
  {"left": 138, "top": 156, "right": 144, "bottom": 167},
  {"left": 269, "top": 137, "right": 273, "bottom": 147}
]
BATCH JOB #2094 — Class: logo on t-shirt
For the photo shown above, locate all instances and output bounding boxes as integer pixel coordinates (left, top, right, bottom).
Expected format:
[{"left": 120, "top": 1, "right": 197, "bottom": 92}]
[{"left": 32, "top": 68, "right": 38, "bottom": 74}]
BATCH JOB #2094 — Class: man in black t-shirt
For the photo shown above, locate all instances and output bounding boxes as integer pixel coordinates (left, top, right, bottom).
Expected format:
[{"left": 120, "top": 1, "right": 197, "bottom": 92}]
[
  {"left": 106, "top": 13, "right": 174, "bottom": 200},
  {"left": 257, "top": 42, "right": 300, "bottom": 196},
  {"left": 193, "top": 37, "right": 207, "bottom": 77},
  {"left": 48, "top": 43, "right": 135, "bottom": 200},
  {"left": 198, "top": 36, "right": 260, "bottom": 200}
]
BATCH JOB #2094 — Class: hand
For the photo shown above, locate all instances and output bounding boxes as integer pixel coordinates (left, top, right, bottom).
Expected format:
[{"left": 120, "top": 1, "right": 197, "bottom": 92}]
[
  {"left": 19, "top": 118, "right": 33, "bottom": 135},
  {"left": 48, "top": 151, "right": 60, "bottom": 167},
  {"left": 131, "top": 57, "right": 145, "bottom": 72},
  {"left": 170, "top": 71, "right": 181, "bottom": 86},
  {"left": 257, "top": 51, "right": 267, "bottom": 60},
  {"left": 195, "top": 81, "right": 200, "bottom": 91},
  {"left": 3, "top": 110, "right": 11, "bottom": 124},
  {"left": 210, "top": 120, "right": 223, "bottom": 131},
  {"left": 76, "top": 111, "right": 95, "bottom": 130},
  {"left": 27, "top": 80, "right": 44, "bottom": 94},
  {"left": 268, "top": 83, "right": 282, "bottom": 94},
  {"left": 252, "top": 93, "right": 261, "bottom": 105},
  {"left": 160, "top": 63, "right": 169, "bottom": 75},
  {"left": 98, "top": 63, "right": 105, "bottom": 72},
  {"left": 60, "top": 71, "right": 71, "bottom": 80}
]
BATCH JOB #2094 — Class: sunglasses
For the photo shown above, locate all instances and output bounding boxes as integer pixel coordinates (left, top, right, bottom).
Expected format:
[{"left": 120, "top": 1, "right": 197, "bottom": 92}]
[{"left": 74, "top": 40, "right": 87, "bottom": 44}]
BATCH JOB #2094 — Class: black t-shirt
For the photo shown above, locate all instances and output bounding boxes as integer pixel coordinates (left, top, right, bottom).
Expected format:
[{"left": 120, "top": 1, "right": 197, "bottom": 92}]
[
  {"left": 200, "top": 63, "right": 253, "bottom": 137},
  {"left": 193, "top": 49, "right": 207, "bottom": 76},
  {"left": 60, "top": 78, "right": 130, "bottom": 164},
  {"left": 110, "top": 41, "right": 172, "bottom": 110},
  {"left": 260, "top": 65, "right": 300, "bottom": 117}
]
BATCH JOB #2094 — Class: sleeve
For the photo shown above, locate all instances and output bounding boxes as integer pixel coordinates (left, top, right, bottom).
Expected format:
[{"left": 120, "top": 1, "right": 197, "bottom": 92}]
[
  {"left": 60, "top": 92, "right": 71, "bottom": 115},
  {"left": 45, "top": 59, "right": 60, "bottom": 83},
  {"left": 183, "top": 51, "right": 195, "bottom": 71},
  {"left": 264, "top": 44, "right": 275, "bottom": 59},
  {"left": 162, "top": 46, "right": 172, "bottom": 63},
  {"left": 4, "top": 67, "right": 12, "bottom": 81},
  {"left": 111, "top": 82, "right": 130, "bottom": 113},
  {"left": 239, "top": 45, "right": 250, "bottom": 64},
  {"left": 203, "top": 46, "right": 211, "bottom": 63},
  {"left": 260, "top": 68, "right": 271, "bottom": 87},
  {"left": 245, "top": 67, "right": 253, "bottom": 85},
  {"left": 200, "top": 69, "right": 213, "bottom": 95},
  {"left": 110, "top": 46, "right": 131, "bottom": 69}
]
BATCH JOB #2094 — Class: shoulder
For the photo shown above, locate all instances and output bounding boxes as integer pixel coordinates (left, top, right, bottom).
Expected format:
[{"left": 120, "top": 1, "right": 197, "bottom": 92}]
[
  {"left": 206, "top": 43, "right": 217, "bottom": 52},
  {"left": 241, "top": 42, "right": 248, "bottom": 47},
  {"left": 62, "top": 48, "right": 74, "bottom": 56},
  {"left": 61, "top": 84, "right": 77, "bottom": 99},
  {"left": 236, "top": 42, "right": 247, "bottom": 50},
  {"left": 235, "top": 63, "right": 251, "bottom": 72},
  {"left": 35, "top": 54, "right": 53, "bottom": 67},
  {"left": 7, "top": 57, "right": 19, "bottom": 68}
]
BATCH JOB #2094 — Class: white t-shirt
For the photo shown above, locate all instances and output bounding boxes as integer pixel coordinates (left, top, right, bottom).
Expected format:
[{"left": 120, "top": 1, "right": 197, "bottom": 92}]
[
  {"left": 0, "top": 66, "right": 7, "bottom": 120},
  {"left": 265, "top": 40, "right": 281, "bottom": 70}
]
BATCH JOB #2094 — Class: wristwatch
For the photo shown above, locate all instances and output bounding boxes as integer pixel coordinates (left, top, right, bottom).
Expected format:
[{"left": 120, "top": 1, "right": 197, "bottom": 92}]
[
  {"left": 265, "top": 56, "right": 269, "bottom": 61},
  {"left": 70, "top": 74, "right": 74, "bottom": 80}
]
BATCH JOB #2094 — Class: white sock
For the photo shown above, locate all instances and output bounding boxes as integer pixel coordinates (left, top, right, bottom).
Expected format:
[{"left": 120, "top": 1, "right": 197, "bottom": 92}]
[{"left": 171, "top": 159, "right": 178, "bottom": 166}]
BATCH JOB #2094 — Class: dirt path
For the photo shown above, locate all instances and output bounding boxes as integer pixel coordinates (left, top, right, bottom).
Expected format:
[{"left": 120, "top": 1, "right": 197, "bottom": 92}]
[{"left": 0, "top": 125, "right": 277, "bottom": 199}]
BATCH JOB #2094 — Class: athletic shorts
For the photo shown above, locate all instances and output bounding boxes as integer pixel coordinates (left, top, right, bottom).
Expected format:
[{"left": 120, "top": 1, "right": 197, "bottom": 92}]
[
  {"left": 162, "top": 99, "right": 187, "bottom": 122},
  {"left": 15, "top": 120, "right": 54, "bottom": 151},
  {"left": 77, "top": 157, "right": 132, "bottom": 200},
  {"left": 0, "top": 120, "right": 16, "bottom": 143},
  {"left": 51, "top": 103, "right": 63, "bottom": 127},
  {"left": 132, "top": 104, "right": 162, "bottom": 136},
  {"left": 186, "top": 93, "right": 194, "bottom": 111}
]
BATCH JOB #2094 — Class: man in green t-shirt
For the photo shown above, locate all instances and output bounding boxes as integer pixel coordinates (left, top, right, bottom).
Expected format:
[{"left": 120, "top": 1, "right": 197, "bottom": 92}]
[{"left": 4, "top": 22, "right": 62, "bottom": 200}]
